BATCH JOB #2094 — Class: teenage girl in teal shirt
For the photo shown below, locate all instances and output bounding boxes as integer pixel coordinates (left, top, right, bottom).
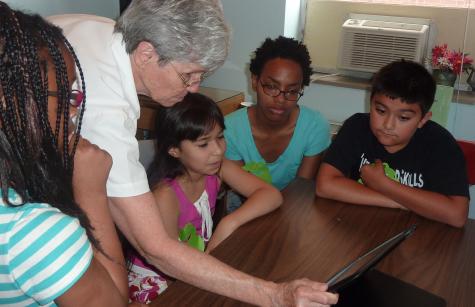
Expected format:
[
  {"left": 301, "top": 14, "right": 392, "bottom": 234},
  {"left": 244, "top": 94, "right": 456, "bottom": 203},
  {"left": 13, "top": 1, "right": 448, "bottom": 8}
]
[{"left": 224, "top": 36, "right": 330, "bottom": 197}]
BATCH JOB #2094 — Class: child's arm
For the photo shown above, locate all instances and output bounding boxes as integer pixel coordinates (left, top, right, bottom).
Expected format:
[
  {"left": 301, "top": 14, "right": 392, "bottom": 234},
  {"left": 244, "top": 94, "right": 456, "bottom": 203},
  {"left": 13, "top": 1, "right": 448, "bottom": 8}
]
[
  {"left": 152, "top": 184, "right": 180, "bottom": 240},
  {"left": 206, "top": 159, "right": 283, "bottom": 252},
  {"left": 296, "top": 108, "right": 329, "bottom": 180},
  {"left": 72, "top": 138, "right": 128, "bottom": 302},
  {"left": 227, "top": 159, "right": 244, "bottom": 168},
  {"left": 297, "top": 154, "right": 323, "bottom": 180},
  {"left": 56, "top": 258, "right": 127, "bottom": 307},
  {"left": 361, "top": 160, "right": 469, "bottom": 228},
  {"left": 316, "top": 162, "right": 404, "bottom": 209}
]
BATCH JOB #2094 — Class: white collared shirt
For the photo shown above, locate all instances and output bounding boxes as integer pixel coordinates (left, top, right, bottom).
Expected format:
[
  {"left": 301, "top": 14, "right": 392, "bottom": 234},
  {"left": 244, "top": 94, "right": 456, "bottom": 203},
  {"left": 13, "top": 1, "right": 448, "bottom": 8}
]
[{"left": 48, "top": 14, "right": 150, "bottom": 197}]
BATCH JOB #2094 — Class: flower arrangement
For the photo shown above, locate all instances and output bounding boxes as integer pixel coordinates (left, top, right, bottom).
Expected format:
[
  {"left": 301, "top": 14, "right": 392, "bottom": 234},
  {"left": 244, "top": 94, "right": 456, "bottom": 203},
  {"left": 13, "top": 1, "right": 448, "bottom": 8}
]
[{"left": 431, "top": 44, "right": 473, "bottom": 75}]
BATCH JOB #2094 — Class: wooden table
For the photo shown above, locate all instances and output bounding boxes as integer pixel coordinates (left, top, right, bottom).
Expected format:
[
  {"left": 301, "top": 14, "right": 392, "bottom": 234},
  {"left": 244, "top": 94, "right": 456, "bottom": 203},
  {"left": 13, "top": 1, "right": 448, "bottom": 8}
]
[
  {"left": 151, "top": 178, "right": 475, "bottom": 307},
  {"left": 137, "top": 87, "right": 244, "bottom": 139}
]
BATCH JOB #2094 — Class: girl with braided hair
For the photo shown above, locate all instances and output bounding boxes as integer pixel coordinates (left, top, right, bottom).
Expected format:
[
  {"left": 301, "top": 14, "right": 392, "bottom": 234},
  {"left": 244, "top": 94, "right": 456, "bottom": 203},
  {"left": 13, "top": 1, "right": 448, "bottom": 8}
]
[{"left": 0, "top": 3, "right": 128, "bottom": 305}]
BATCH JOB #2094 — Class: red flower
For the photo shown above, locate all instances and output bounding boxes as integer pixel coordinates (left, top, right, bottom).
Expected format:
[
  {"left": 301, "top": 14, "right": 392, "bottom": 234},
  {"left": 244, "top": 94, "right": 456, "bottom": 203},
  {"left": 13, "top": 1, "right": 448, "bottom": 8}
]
[
  {"left": 431, "top": 44, "right": 473, "bottom": 75},
  {"left": 431, "top": 44, "right": 448, "bottom": 67}
]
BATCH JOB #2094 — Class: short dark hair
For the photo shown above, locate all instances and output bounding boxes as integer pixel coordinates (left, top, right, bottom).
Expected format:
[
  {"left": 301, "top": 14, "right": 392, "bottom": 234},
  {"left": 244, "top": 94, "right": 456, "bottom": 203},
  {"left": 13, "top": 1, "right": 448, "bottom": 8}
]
[
  {"left": 249, "top": 36, "right": 313, "bottom": 86},
  {"left": 371, "top": 60, "right": 436, "bottom": 115},
  {"left": 148, "top": 93, "right": 225, "bottom": 188}
]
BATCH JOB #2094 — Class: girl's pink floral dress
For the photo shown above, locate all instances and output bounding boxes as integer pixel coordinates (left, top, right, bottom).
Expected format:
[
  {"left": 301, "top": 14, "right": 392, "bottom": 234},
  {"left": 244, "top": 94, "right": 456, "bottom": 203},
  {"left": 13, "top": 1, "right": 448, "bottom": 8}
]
[{"left": 128, "top": 255, "right": 168, "bottom": 304}]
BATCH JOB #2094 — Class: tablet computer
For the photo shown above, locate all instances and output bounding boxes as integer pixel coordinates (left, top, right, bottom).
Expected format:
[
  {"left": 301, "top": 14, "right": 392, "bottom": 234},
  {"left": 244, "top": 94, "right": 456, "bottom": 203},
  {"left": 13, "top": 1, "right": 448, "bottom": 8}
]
[{"left": 327, "top": 224, "right": 417, "bottom": 293}]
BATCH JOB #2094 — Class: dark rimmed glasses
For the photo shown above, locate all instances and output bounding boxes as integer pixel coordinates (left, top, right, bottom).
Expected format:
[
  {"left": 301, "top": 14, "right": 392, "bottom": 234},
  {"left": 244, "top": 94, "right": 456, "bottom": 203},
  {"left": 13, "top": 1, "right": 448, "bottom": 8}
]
[
  {"left": 259, "top": 80, "right": 304, "bottom": 102},
  {"left": 48, "top": 89, "right": 84, "bottom": 107},
  {"left": 170, "top": 63, "right": 204, "bottom": 88}
]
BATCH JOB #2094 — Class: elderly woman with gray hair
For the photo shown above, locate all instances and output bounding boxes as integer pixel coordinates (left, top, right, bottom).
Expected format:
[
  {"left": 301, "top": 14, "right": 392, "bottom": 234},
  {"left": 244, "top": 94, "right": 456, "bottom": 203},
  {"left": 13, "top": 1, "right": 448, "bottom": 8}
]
[{"left": 49, "top": 1, "right": 337, "bottom": 306}]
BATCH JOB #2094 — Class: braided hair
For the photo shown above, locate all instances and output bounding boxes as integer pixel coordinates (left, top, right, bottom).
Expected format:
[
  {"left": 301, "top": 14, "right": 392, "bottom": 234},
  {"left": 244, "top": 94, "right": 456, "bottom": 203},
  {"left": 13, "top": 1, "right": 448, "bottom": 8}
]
[{"left": 0, "top": 3, "right": 98, "bottom": 247}]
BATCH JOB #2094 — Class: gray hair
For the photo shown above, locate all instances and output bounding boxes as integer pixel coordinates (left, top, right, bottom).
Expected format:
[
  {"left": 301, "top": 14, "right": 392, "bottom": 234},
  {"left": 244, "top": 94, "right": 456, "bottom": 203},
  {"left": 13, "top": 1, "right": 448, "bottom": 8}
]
[{"left": 115, "top": 0, "right": 230, "bottom": 74}]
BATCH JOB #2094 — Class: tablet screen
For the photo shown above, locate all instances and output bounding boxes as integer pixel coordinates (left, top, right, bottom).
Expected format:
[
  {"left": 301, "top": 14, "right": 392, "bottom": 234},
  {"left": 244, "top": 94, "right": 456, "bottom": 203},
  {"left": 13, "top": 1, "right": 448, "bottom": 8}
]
[{"left": 327, "top": 224, "right": 417, "bottom": 292}]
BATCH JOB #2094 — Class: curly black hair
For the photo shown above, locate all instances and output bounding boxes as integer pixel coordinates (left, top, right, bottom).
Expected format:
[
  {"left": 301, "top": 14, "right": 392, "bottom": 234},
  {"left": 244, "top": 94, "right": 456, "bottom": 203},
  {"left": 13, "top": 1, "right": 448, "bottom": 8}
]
[{"left": 249, "top": 36, "right": 313, "bottom": 86}]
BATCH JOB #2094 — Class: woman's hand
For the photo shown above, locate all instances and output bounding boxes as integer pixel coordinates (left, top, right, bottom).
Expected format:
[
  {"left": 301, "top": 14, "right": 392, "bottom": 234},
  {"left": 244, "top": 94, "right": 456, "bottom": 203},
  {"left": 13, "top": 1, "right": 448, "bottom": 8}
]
[{"left": 273, "top": 279, "right": 338, "bottom": 307}]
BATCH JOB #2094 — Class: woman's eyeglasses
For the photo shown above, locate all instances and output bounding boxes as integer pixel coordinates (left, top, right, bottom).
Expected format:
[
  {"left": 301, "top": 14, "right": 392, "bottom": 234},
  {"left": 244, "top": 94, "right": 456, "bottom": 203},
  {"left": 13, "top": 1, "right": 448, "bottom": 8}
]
[
  {"left": 259, "top": 81, "right": 303, "bottom": 102},
  {"left": 48, "top": 89, "right": 84, "bottom": 107},
  {"left": 170, "top": 63, "right": 203, "bottom": 88}
]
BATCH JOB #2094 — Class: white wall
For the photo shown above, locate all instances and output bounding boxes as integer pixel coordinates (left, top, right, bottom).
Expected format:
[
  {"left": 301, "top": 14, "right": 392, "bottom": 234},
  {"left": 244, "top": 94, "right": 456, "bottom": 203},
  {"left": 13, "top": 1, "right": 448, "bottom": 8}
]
[
  {"left": 203, "top": 0, "right": 294, "bottom": 101},
  {"left": 4, "top": 0, "right": 119, "bottom": 19}
]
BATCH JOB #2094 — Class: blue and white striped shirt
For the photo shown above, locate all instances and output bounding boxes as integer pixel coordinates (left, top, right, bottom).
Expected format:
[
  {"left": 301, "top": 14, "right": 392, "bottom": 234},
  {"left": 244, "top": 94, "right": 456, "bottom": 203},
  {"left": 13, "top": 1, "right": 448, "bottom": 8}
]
[{"left": 0, "top": 189, "right": 92, "bottom": 306}]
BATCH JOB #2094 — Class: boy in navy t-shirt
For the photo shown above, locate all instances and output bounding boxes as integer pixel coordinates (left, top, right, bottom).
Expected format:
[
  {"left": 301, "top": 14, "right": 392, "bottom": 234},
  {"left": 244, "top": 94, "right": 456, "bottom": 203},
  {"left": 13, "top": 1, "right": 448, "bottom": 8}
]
[{"left": 316, "top": 60, "right": 469, "bottom": 227}]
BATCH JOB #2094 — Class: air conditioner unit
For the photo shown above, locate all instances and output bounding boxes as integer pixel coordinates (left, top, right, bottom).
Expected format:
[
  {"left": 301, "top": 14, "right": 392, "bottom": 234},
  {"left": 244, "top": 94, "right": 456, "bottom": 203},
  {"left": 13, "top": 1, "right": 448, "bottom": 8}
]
[{"left": 337, "top": 14, "right": 435, "bottom": 77}]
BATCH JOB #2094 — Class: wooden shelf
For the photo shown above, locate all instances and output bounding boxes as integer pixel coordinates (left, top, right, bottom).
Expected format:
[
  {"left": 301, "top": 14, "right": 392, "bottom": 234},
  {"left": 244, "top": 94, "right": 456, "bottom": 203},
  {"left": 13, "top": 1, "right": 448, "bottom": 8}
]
[
  {"left": 199, "top": 87, "right": 244, "bottom": 116},
  {"left": 137, "top": 87, "right": 244, "bottom": 139},
  {"left": 312, "top": 74, "right": 475, "bottom": 105}
]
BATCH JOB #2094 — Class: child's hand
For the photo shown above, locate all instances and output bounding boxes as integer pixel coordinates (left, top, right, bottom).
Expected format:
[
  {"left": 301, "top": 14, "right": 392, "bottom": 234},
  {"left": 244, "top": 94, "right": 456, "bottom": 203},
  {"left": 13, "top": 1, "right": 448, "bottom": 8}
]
[
  {"left": 205, "top": 217, "right": 237, "bottom": 253},
  {"left": 360, "top": 159, "right": 390, "bottom": 190},
  {"left": 360, "top": 160, "right": 407, "bottom": 210},
  {"left": 72, "top": 137, "right": 112, "bottom": 196}
]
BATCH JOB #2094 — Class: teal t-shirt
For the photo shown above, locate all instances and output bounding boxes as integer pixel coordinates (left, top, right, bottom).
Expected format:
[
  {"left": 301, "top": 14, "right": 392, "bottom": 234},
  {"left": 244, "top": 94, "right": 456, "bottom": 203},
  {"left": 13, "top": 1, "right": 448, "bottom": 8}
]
[{"left": 224, "top": 106, "right": 330, "bottom": 190}]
